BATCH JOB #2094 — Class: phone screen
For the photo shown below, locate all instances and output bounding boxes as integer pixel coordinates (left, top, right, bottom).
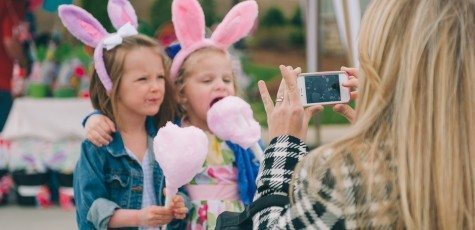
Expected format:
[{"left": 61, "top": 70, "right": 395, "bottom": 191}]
[{"left": 305, "top": 74, "right": 341, "bottom": 103}]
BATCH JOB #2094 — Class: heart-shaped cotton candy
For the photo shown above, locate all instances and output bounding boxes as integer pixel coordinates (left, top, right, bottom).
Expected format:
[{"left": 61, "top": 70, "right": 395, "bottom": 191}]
[
  {"left": 153, "top": 122, "right": 208, "bottom": 202},
  {"left": 207, "top": 96, "right": 261, "bottom": 149}
]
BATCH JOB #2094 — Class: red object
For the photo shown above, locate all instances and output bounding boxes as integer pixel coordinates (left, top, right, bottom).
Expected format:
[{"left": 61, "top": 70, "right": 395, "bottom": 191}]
[
  {"left": 74, "top": 66, "right": 85, "bottom": 77},
  {"left": 28, "top": 0, "right": 44, "bottom": 11},
  {"left": 36, "top": 186, "right": 52, "bottom": 208},
  {"left": 155, "top": 22, "right": 177, "bottom": 47},
  {"left": 59, "top": 190, "right": 74, "bottom": 211},
  {"left": 0, "top": 1, "right": 25, "bottom": 91}
]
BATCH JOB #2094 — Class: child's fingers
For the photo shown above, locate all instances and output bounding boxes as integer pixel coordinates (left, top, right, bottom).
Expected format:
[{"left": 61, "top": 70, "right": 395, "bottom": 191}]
[
  {"left": 104, "top": 117, "right": 116, "bottom": 132},
  {"left": 173, "top": 207, "right": 188, "bottom": 214}
]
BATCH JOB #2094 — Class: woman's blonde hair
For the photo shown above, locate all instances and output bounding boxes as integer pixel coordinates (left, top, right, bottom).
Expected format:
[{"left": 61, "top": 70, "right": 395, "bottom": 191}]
[
  {"left": 89, "top": 34, "right": 176, "bottom": 129},
  {"left": 302, "top": 0, "right": 475, "bottom": 228}
]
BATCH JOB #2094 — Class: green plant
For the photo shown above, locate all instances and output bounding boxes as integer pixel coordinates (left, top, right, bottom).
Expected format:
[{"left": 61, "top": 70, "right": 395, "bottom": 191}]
[
  {"left": 289, "top": 27, "right": 305, "bottom": 47},
  {"left": 290, "top": 7, "right": 303, "bottom": 27},
  {"left": 80, "top": 0, "right": 113, "bottom": 32},
  {"left": 261, "top": 7, "right": 286, "bottom": 27},
  {"left": 150, "top": 0, "right": 172, "bottom": 30},
  {"left": 200, "top": 0, "right": 217, "bottom": 27},
  {"left": 138, "top": 20, "right": 155, "bottom": 37}
]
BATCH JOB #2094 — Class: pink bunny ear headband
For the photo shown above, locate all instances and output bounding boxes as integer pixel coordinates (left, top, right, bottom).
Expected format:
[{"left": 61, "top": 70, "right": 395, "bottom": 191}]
[
  {"left": 58, "top": 0, "right": 139, "bottom": 92},
  {"left": 170, "top": 0, "right": 258, "bottom": 82}
]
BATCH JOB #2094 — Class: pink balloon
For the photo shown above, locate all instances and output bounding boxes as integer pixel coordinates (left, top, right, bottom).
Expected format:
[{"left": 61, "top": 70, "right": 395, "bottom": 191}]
[
  {"left": 153, "top": 122, "right": 208, "bottom": 199},
  {"left": 207, "top": 96, "right": 261, "bottom": 149}
]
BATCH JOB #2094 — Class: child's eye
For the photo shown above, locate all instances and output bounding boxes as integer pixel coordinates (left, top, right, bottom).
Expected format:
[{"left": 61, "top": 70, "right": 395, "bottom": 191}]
[
  {"left": 156, "top": 75, "right": 165, "bottom": 80},
  {"left": 223, "top": 76, "right": 233, "bottom": 83},
  {"left": 137, "top": 77, "right": 147, "bottom": 81}
]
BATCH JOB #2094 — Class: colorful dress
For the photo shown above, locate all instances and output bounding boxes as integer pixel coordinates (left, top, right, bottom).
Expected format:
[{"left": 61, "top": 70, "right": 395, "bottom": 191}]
[{"left": 186, "top": 132, "right": 245, "bottom": 230}]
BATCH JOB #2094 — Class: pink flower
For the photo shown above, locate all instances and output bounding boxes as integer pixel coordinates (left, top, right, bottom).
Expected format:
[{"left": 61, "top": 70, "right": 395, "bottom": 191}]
[{"left": 197, "top": 203, "right": 208, "bottom": 224}]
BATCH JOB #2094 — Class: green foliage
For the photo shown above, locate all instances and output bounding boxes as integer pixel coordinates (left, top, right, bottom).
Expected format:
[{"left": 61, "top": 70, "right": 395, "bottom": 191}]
[
  {"left": 138, "top": 20, "right": 155, "bottom": 37},
  {"left": 289, "top": 27, "right": 305, "bottom": 47},
  {"left": 200, "top": 0, "right": 217, "bottom": 27},
  {"left": 80, "top": 0, "right": 113, "bottom": 32},
  {"left": 290, "top": 7, "right": 302, "bottom": 27},
  {"left": 150, "top": 0, "right": 172, "bottom": 30},
  {"left": 261, "top": 7, "right": 286, "bottom": 27},
  {"left": 54, "top": 43, "right": 73, "bottom": 62}
]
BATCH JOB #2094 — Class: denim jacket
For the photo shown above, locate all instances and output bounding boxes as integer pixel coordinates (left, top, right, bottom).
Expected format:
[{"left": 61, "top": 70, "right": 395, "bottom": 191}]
[{"left": 74, "top": 118, "right": 190, "bottom": 229}]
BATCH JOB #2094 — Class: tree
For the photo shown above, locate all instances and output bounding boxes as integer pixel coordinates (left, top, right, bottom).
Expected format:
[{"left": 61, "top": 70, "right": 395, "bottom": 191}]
[
  {"left": 291, "top": 7, "right": 302, "bottom": 27},
  {"left": 261, "top": 7, "right": 287, "bottom": 27}
]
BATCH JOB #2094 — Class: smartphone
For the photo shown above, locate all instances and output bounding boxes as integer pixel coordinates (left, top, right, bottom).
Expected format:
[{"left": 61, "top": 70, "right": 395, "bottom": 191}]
[{"left": 297, "top": 71, "right": 350, "bottom": 106}]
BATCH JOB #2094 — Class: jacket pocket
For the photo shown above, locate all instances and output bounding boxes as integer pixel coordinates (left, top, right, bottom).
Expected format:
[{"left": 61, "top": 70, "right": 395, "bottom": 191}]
[{"left": 105, "top": 172, "right": 130, "bottom": 207}]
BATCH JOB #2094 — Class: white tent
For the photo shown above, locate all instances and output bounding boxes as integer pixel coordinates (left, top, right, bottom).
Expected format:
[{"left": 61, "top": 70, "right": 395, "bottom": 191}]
[{"left": 303, "top": 0, "right": 362, "bottom": 71}]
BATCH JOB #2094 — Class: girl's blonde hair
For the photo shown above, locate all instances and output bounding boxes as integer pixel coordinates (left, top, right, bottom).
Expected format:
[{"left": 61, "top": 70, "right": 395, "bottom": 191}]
[
  {"left": 174, "top": 47, "right": 239, "bottom": 117},
  {"left": 89, "top": 34, "right": 176, "bottom": 128},
  {"left": 302, "top": 0, "right": 475, "bottom": 228}
]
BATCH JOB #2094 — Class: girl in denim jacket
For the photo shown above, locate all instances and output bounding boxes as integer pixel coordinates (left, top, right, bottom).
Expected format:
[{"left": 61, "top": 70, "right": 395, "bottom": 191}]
[
  {"left": 58, "top": 2, "right": 189, "bottom": 229},
  {"left": 82, "top": 0, "right": 261, "bottom": 229}
]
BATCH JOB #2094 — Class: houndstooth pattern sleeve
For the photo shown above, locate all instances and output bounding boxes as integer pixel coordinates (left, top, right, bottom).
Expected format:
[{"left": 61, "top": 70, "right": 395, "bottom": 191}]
[{"left": 253, "top": 135, "right": 346, "bottom": 229}]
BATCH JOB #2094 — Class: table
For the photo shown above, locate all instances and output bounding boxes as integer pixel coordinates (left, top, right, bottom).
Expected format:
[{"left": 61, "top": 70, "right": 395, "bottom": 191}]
[{"left": 0, "top": 98, "right": 93, "bottom": 172}]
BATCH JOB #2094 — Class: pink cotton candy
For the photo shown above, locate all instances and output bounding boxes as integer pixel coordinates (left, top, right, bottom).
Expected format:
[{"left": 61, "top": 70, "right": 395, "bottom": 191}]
[
  {"left": 153, "top": 122, "right": 208, "bottom": 202},
  {"left": 207, "top": 96, "right": 261, "bottom": 149}
]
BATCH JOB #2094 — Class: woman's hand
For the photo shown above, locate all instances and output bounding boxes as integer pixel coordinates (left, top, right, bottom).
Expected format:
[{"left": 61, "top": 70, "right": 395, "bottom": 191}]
[
  {"left": 333, "top": 66, "right": 359, "bottom": 123},
  {"left": 258, "top": 65, "right": 323, "bottom": 141},
  {"left": 85, "top": 114, "right": 116, "bottom": 146}
]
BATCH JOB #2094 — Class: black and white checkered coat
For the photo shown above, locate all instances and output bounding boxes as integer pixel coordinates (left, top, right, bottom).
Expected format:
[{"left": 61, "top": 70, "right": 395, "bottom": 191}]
[{"left": 253, "top": 135, "right": 373, "bottom": 229}]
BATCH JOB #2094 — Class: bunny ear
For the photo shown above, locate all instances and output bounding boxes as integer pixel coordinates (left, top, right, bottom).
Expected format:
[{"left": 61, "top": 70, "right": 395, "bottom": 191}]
[
  {"left": 107, "top": 0, "right": 138, "bottom": 30},
  {"left": 211, "top": 1, "right": 258, "bottom": 49},
  {"left": 172, "top": 0, "right": 206, "bottom": 49},
  {"left": 58, "top": 5, "right": 108, "bottom": 48}
]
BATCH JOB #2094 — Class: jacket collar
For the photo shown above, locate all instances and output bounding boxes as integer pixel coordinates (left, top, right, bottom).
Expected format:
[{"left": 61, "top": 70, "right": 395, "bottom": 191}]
[{"left": 104, "top": 117, "right": 157, "bottom": 157}]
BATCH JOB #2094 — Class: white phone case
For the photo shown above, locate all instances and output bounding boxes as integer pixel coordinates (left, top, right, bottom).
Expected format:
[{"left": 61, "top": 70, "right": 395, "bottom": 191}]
[{"left": 297, "top": 71, "right": 351, "bottom": 106}]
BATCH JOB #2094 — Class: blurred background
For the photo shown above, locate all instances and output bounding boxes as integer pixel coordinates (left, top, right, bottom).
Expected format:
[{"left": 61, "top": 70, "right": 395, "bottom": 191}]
[{"left": 0, "top": 0, "right": 370, "bottom": 228}]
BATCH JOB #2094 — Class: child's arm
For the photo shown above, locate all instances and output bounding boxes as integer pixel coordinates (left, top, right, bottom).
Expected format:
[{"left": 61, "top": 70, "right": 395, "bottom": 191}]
[
  {"left": 75, "top": 141, "right": 119, "bottom": 229},
  {"left": 82, "top": 111, "right": 116, "bottom": 146},
  {"left": 109, "top": 205, "right": 174, "bottom": 228}
]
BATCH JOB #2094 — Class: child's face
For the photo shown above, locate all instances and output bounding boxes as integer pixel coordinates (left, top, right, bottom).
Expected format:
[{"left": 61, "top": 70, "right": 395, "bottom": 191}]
[
  {"left": 180, "top": 50, "right": 236, "bottom": 128},
  {"left": 117, "top": 47, "right": 166, "bottom": 119}
]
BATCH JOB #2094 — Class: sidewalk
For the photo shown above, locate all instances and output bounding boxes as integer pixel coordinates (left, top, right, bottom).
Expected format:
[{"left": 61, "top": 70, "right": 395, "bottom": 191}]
[
  {"left": 0, "top": 125, "right": 350, "bottom": 229},
  {"left": 0, "top": 205, "right": 75, "bottom": 229}
]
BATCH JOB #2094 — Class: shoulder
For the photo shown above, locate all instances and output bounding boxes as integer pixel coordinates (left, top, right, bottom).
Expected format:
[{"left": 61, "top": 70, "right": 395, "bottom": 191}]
[{"left": 80, "top": 140, "right": 108, "bottom": 162}]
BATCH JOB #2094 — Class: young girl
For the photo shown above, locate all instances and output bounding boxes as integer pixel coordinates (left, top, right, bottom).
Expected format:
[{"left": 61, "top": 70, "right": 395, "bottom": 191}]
[
  {"left": 58, "top": 2, "right": 188, "bottom": 229},
  {"left": 84, "top": 0, "right": 260, "bottom": 229}
]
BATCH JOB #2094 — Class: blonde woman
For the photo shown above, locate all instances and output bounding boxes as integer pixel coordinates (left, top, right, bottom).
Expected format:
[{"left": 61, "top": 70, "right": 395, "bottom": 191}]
[{"left": 255, "top": 0, "right": 475, "bottom": 229}]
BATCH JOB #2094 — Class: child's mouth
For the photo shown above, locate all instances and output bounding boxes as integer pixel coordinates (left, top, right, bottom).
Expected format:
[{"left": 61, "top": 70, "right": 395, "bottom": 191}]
[{"left": 210, "top": 97, "right": 224, "bottom": 107}]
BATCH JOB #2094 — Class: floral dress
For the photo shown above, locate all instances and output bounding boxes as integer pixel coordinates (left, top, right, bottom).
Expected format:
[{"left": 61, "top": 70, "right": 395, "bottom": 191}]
[{"left": 186, "top": 132, "right": 244, "bottom": 230}]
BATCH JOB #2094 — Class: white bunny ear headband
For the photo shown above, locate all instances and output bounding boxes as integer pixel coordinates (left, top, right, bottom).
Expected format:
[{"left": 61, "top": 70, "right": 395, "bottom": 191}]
[
  {"left": 170, "top": 0, "right": 258, "bottom": 82},
  {"left": 58, "top": 0, "right": 139, "bottom": 92}
]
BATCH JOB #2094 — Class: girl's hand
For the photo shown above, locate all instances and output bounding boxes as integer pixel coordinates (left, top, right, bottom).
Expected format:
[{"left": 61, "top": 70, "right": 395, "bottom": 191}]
[
  {"left": 258, "top": 65, "right": 323, "bottom": 140},
  {"left": 333, "top": 66, "right": 359, "bottom": 123},
  {"left": 169, "top": 195, "right": 188, "bottom": 220},
  {"left": 85, "top": 114, "right": 116, "bottom": 146},
  {"left": 137, "top": 205, "right": 174, "bottom": 227}
]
